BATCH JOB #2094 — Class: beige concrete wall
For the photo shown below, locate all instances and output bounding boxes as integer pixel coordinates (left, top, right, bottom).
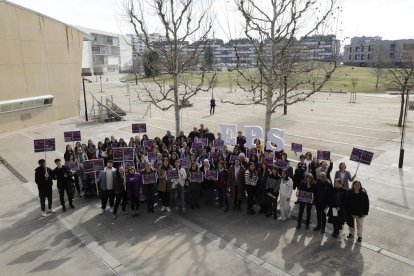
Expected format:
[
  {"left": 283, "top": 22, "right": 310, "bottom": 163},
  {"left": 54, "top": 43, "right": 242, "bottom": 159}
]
[{"left": 0, "top": 1, "right": 83, "bottom": 133}]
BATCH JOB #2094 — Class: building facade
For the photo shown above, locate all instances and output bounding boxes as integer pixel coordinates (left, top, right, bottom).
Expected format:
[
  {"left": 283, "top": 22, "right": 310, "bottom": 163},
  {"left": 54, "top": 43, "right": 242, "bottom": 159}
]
[
  {"left": 0, "top": 0, "right": 84, "bottom": 133},
  {"left": 78, "top": 27, "right": 120, "bottom": 75},
  {"left": 343, "top": 36, "right": 414, "bottom": 66}
]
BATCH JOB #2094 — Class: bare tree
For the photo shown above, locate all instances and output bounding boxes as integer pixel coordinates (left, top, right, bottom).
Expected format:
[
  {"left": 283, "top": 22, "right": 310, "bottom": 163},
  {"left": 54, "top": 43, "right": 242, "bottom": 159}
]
[
  {"left": 369, "top": 44, "right": 388, "bottom": 91},
  {"left": 388, "top": 63, "right": 414, "bottom": 127},
  {"left": 221, "top": 0, "right": 339, "bottom": 136},
  {"left": 123, "top": 0, "right": 216, "bottom": 136}
]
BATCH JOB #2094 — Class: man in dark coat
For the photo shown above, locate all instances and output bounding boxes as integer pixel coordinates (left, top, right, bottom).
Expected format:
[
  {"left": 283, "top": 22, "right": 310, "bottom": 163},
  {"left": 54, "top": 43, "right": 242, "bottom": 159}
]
[
  {"left": 35, "top": 159, "right": 55, "bottom": 217},
  {"left": 210, "top": 98, "right": 216, "bottom": 115},
  {"left": 52, "top": 158, "right": 75, "bottom": 212},
  {"left": 313, "top": 172, "right": 332, "bottom": 233}
]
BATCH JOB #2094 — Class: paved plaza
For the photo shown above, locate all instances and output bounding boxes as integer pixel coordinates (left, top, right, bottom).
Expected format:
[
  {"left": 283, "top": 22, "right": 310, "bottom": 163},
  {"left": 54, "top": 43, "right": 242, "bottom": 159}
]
[{"left": 0, "top": 77, "right": 413, "bottom": 275}]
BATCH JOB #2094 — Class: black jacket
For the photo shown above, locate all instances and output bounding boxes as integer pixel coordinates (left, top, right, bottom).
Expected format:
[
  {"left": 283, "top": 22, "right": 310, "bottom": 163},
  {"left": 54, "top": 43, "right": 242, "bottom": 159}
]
[
  {"left": 345, "top": 188, "right": 370, "bottom": 217},
  {"left": 313, "top": 179, "right": 333, "bottom": 207},
  {"left": 255, "top": 169, "right": 268, "bottom": 204},
  {"left": 52, "top": 166, "right": 73, "bottom": 189},
  {"left": 293, "top": 162, "right": 307, "bottom": 189},
  {"left": 35, "top": 166, "right": 53, "bottom": 190}
]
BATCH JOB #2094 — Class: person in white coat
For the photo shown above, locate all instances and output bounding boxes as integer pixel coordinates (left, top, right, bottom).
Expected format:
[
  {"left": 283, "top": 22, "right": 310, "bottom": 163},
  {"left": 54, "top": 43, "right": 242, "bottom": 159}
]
[
  {"left": 279, "top": 170, "right": 293, "bottom": 221},
  {"left": 172, "top": 160, "right": 187, "bottom": 212}
]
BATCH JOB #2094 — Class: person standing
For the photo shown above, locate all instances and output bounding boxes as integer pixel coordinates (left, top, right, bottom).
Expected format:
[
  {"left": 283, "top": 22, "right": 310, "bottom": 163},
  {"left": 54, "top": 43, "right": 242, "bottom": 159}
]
[
  {"left": 228, "top": 159, "right": 246, "bottom": 210},
  {"left": 334, "top": 162, "right": 356, "bottom": 190},
  {"left": 52, "top": 158, "right": 75, "bottom": 212},
  {"left": 265, "top": 166, "right": 281, "bottom": 219},
  {"left": 97, "top": 160, "right": 116, "bottom": 215},
  {"left": 313, "top": 172, "right": 333, "bottom": 233},
  {"left": 328, "top": 179, "right": 347, "bottom": 238},
  {"left": 216, "top": 161, "right": 229, "bottom": 212},
  {"left": 188, "top": 162, "right": 202, "bottom": 209},
  {"left": 279, "top": 170, "right": 293, "bottom": 221},
  {"left": 245, "top": 162, "right": 258, "bottom": 215},
  {"left": 345, "top": 180, "right": 369, "bottom": 242},
  {"left": 113, "top": 166, "right": 127, "bottom": 219},
  {"left": 296, "top": 173, "right": 314, "bottom": 230},
  {"left": 172, "top": 160, "right": 187, "bottom": 212},
  {"left": 210, "top": 97, "right": 216, "bottom": 115},
  {"left": 158, "top": 158, "right": 173, "bottom": 212},
  {"left": 142, "top": 163, "right": 157, "bottom": 213},
  {"left": 126, "top": 166, "right": 142, "bottom": 217},
  {"left": 35, "top": 159, "right": 55, "bottom": 217},
  {"left": 256, "top": 162, "right": 269, "bottom": 215}
]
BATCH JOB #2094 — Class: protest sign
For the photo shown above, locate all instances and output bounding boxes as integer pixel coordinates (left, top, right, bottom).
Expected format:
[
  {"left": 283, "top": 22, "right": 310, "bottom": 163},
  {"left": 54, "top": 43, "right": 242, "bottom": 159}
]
[
  {"left": 142, "top": 139, "right": 154, "bottom": 149},
  {"left": 92, "top": 159, "right": 104, "bottom": 171},
  {"left": 350, "top": 147, "right": 374, "bottom": 165},
  {"left": 317, "top": 150, "right": 330, "bottom": 160},
  {"left": 123, "top": 147, "right": 135, "bottom": 161},
  {"left": 112, "top": 148, "right": 124, "bottom": 162},
  {"left": 65, "top": 161, "right": 79, "bottom": 171},
  {"left": 191, "top": 142, "right": 203, "bottom": 151},
  {"left": 180, "top": 158, "right": 191, "bottom": 169},
  {"left": 297, "top": 190, "right": 313, "bottom": 204},
  {"left": 147, "top": 152, "right": 157, "bottom": 162},
  {"left": 166, "top": 169, "right": 179, "bottom": 180},
  {"left": 143, "top": 173, "right": 157, "bottom": 184},
  {"left": 132, "top": 123, "right": 147, "bottom": 133},
  {"left": 213, "top": 139, "right": 224, "bottom": 147},
  {"left": 189, "top": 172, "right": 203, "bottom": 183},
  {"left": 246, "top": 149, "right": 258, "bottom": 158},
  {"left": 82, "top": 160, "right": 94, "bottom": 172},
  {"left": 206, "top": 170, "right": 218, "bottom": 181},
  {"left": 275, "top": 159, "right": 288, "bottom": 169},
  {"left": 229, "top": 155, "right": 239, "bottom": 164},
  {"left": 34, "top": 139, "right": 45, "bottom": 153},
  {"left": 137, "top": 162, "right": 146, "bottom": 170},
  {"left": 195, "top": 137, "right": 208, "bottom": 146},
  {"left": 64, "top": 131, "right": 81, "bottom": 142},
  {"left": 291, "top": 143, "right": 302, "bottom": 153}
]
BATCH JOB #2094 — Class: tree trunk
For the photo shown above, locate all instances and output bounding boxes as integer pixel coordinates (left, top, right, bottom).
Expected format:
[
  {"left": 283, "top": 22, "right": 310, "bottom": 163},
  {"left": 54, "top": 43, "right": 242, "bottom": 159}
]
[
  {"left": 375, "top": 74, "right": 379, "bottom": 90},
  {"left": 173, "top": 74, "right": 180, "bottom": 136},
  {"left": 398, "top": 87, "right": 405, "bottom": 127},
  {"left": 283, "top": 75, "right": 288, "bottom": 115},
  {"left": 264, "top": 87, "right": 273, "bottom": 144}
]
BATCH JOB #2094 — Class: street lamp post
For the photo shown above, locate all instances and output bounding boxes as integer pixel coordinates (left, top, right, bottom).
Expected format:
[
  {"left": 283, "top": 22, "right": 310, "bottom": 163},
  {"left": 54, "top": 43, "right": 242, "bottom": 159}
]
[
  {"left": 398, "top": 86, "right": 411, "bottom": 168},
  {"left": 82, "top": 78, "right": 89, "bottom": 122}
]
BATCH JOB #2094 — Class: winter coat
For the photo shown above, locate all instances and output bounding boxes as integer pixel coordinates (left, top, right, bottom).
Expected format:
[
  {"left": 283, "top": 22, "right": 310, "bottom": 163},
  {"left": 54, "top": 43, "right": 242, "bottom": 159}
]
[
  {"left": 293, "top": 162, "right": 307, "bottom": 189},
  {"left": 313, "top": 179, "right": 333, "bottom": 208},
  {"left": 52, "top": 166, "right": 73, "bottom": 189},
  {"left": 35, "top": 166, "right": 53, "bottom": 191},
  {"left": 114, "top": 174, "right": 126, "bottom": 195},
  {"left": 157, "top": 165, "right": 172, "bottom": 192},
  {"left": 216, "top": 169, "right": 229, "bottom": 189},
  {"left": 126, "top": 172, "right": 142, "bottom": 199},
  {"left": 228, "top": 165, "right": 246, "bottom": 200},
  {"left": 255, "top": 169, "right": 268, "bottom": 204},
  {"left": 97, "top": 168, "right": 116, "bottom": 191},
  {"left": 345, "top": 188, "right": 370, "bottom": 217},
  {"left": 327, "top": 187, "right": 347, "bottom": 224}
]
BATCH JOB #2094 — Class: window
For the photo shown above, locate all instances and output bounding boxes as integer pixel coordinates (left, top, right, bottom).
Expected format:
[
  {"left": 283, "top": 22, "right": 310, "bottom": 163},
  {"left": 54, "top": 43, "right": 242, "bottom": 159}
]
[
  {"left": 390, "top": 44, "right": 396, "bottom": 51},
  {"left": 361, "top": 54, "right": 365, "bottom": 60},
  {"left": 390, "top": 52, "right": 395, "bottom": 59},
  {"left": 368, "top": 54, "right": 372, "bottom": 60},
  {"left": 0, "top": 95, "right": 54, "bottom": 114},
  {"left": 355, "top": 54, "right": 360, "bottom": 60},
  {"left": 368, "top": 45, "right": 374, "bottom": 52},
  {"left": 349, "top": 47, "right": 352, "bottom": 53},
  {"left": 349, "top": 55, "right": 352, "bottom": 60},
  {"left": 356, "top": 47, "right": 361, "bottom": 52},
  {"left": 361, "top": 46, "right": 366, "bottom": 52}
]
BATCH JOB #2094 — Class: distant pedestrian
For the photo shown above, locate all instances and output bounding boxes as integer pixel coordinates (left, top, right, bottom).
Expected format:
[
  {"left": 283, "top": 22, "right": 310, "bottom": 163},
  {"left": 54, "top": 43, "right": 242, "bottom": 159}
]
[
  {"left": 35, "top": 159, "right": 55, "bottom": 217},
  {"left": 210, "top": 97, "right": 216, "bottom": 115},
  {"left": 345, "top": 180, "right": 369, "bottom": 243}
]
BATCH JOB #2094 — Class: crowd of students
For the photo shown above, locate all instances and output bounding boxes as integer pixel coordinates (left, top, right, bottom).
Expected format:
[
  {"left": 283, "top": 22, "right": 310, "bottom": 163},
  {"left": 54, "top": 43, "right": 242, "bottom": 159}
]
[{"left": 34, "top": 124, "right": 370, "bottom": 242}]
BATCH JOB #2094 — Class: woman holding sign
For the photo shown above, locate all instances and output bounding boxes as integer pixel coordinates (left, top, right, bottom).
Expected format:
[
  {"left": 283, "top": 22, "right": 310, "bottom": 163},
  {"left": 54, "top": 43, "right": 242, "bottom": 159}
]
[
  {"left": 158, "top": 158, "right": 173, "bottom": 212},
  {"left": 334, "top": 162, "right": 356, "bottom": 190},
  {"left": 296, "top": 173, "right": 315, "bottom": 230},
  {"left": 126, "top": 166, "right": 142, "bottom": 217},
  {"left": 141, "top": 163, "right": 157, "bottom": 213},
  {"left": 172, "top": 160, "right": 187, "bottom": 212},
  {"left": 188, "top": 162, "right": 202, "bottom": 209}
]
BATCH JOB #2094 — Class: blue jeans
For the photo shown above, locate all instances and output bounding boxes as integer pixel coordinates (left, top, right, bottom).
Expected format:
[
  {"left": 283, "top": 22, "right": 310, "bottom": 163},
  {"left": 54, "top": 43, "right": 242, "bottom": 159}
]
[{"left": 175, "top": 185, "right": 185, "bottom": 209}]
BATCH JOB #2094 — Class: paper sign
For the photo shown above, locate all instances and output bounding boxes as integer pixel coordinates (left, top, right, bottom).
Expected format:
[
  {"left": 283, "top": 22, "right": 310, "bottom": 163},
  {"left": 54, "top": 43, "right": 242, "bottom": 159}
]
[
  {"left": 112, "top": 148, "right": 124, "bottom": 162},
  {"left": 263, "top": 157, "right": 274, "bottom": 166},
  {"left": 229, "top": 155, "right": 239, "bottom": 164},
  {"left": 209, "top": 152, "right": 217, "bottom": 162},
  {"left": 291, "top": 143, "right": 302, "bottom": 153},
  {"left": 192, "top": 142, "right": 204, "bottom": 150},
  {"left": 82, "top": 160, "right": 94, "bottom": 172},
  {"left": 34, "top": 139, "right": 45, "bottom": 153},
  {"left": 64, "top": 131, "right": 81, "bottom": 142},
  {"left": 142, "top": 139, "right": 154, "bottom": 149},
  {"left": 92, "top": 159, "right": 104, "bottom": 171},
  {"left": 332, "top": 207, "right": 338, "bottom": 217},
  {"left": 123, "top": 147, "right": 135, "bottom": 161},
  {"left": 147, "top": 152, "right": 157, "bottom": 162},
  {"left": 64, "top": 132, "right": 73, "bottom": 143},
  {"left": 84, "top": 171, "right": 96, "bottom": 182},
  {"left": 137, "top": 162, "right": 146, "bottom": 170},
  {"left": 195, "top": 137, "right": 208, "bottom": 146},
  {"left": 65, "top": 161, "right": 79, "bottom": 171},
  {"left": 317, "top": 150, "right": 330, "bottom": 161},
  {"left": 350, "top": 147, "right": 374, "bottom": 165},
  {"left": 213, "top": 139, "right": 224, "bottom": 147},
  {"left": 275, "top": 159, "right": 288, "bottom": 169},
  {"left": 123, "top": 161, "right": 135, "bottom": 170},
  {"left": 206, "top": 170, "right": 218, "bottom": 181},
  {"left": 143, "top": 173, "right": 157, "bottom": 184},
  {"left": 132, "top": 123, "right": 147, "bottom": 133},
  {"left": 166, "top": 169, "right": 179, "bottom": 180},
  {"left": 189, "top": 172, "right": 203, "bottom": 183},
  {"left": 246, "top": 149, "right": 258, "bottom": 158},
  {"left": 180, "top": 158, "right": 191, "bottom": 169},
  {"left": 297, "top": 190, "right": 313, "bottom": 204},
  {"left": 44, "top": 139, "right": 56, "bottom": 152}
]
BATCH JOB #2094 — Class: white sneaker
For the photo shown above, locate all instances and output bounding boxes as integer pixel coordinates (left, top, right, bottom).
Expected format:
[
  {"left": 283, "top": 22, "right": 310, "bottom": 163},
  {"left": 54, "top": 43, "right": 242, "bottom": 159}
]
[
  {"left": 41, "top": 212, "right": 47, "bottom": 217},
  {"left": 109, "top": 207, "right": 114, "bottom": 213},
  {"left": 160, "top": 206, "right": 166, "bottom": 212},
  {"left": 100, "top": 209, "right": 105, "bottom": 215},
  {"left": 166, "top": 207, "right": 171, "bottom": 212},
  {"left": 47, "top": 208, "right": 56, "bottom": 213}
]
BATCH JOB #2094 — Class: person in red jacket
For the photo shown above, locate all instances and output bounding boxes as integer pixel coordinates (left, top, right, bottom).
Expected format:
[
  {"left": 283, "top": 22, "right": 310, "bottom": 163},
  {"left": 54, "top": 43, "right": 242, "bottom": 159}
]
[{"left": 216, "top": 161, "right": 229, "bottom": 212}]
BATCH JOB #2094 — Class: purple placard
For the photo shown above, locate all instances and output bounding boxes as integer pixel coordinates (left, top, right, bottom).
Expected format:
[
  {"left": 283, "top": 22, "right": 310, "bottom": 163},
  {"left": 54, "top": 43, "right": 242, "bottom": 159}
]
[
  {"left": 147, "top": 152, "right": 157, "bottom": 162},
  {"left": 123, "top": 161, "right": 135, "bottom": 170},
  {"left": 153, "top": 162, "right": 161, "bottom": 170},
  {"left": 297, "top": 190, "right": 313, "bottom": 204},
  {"left": 213, "top": 139, "right": 224, "bottom": 147},
  {"left": 192, "top": 142, "right": 204, "bottom": 150},
  {"left": 72, "top": 131, "right": 81, "bottom": 141},
  {"left": 229, "top": 155, "right": 239, "bottom": 164},
  {"left": 195, "top": 137, "right": 208, "bottom": 147},
  {"left": 123, "top": 147, "right": 135, "bottom": 161},
  {"left": 112, "top": 148, "right": 124, "bottom": 162},
  {"left": 44, "top": 138, "right": 56, "bottom": 152},
  {"left": 143, "top": 173, "right": 157, "bottom": 184},
  {"left": 209, "top": 152, "right": 217, "bottom": 162},
  {"left": 350, "top": 148, "right": 374, "bottom": 165},
  {"left": 142, "top": 139, "right": 154, "bottom": 149},
  {"left": 82, "top": 160, "right": 94, "bottom": 172},
  {"left": 64, "top": 132, "right": 73, "bottom": 142},
  {"left": 317, "top": 150, "right": 331, "bottom": 161},
  {"left": 206, "top": 170, "right": 218, "bottom": 181},
  {"left": 84, "top": 171, "right": 96, "bottom": 182},
  {"left": 263, "top": 157, "right": 274, "bottom": 166},
  {"left": 275, "top": 159, "right": 287, "bottom": 169},
  {"left": 246, "top": 149, "right": 258, "bottom": 158},
  {"left": 180, "top": 158, "right": 191, "bottom": 169},
  {"left": 93, "top": 159, "right": 104, "bottom": 171},
  {"left": 137, "top": 162, "right": 146, "bottom": 170},
  {"left": 166, "top": 169, "right": 179, "bottom": 180},
  {"left": 34, "top": 139, "right": 45, "bottom": 153},
  {"left": 132, "top": 123, "right": 147, "bottom": 133},
  {"left": 291, "top": 143, "right": 302, "bottom": 153},
  {"left": 65, "top": 161, "right": 79, "bottom": 171},
  {"left": 189, "top": 172, "right": 203, "bottom": 183}
]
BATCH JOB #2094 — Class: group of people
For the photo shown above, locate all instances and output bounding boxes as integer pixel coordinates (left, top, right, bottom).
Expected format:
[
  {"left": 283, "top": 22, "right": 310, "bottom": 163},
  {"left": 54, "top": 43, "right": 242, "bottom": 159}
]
[{"left": 34, "top": 124, "right": 370, "bottom": 242}]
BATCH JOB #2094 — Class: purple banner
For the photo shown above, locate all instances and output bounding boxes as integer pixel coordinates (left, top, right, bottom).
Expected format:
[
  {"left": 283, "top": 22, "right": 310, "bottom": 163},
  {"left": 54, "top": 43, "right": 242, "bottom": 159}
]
[
  {"left": 147, "top": 152, "right": 157, "bottom": 162},
  {"left": 123, "top": 147, "right": 135, "bottom": 161},
  {"left": 142, "top": 139, "right": 154, "bottom": 149},
  {"left": 206, "top": 170, "right": 218, "bottom": 181},
  {"left": 213, "top": 139, "right": 224, "bottom": 147},
  {"left": 137, "top": 162, "right": 146, "bottom": 170},
  {"left": 142, "top": 173, "right": 157, "bottom": 184},
  {"left": 275, "top": 159, "right": 288, "bottom": 169},
  {"left": 132, "top": 123, "right": 147, "bottom": 133},
  {"left": 191, "top": 142, "right": 204, "bottom": 151},
  {"left": 112, "top": 148, "right": 124, "bottom": 162},
  {"left": 291, "top": 143, "right": 303, "bottom": 153},
  {"left": 263, "top": 157, "right": 274, "bottom": 166},
  {"left": 34, "top": 139, "right": 45, "bottom": 153},
  {"left": 166, "top": 169, "right": 179, "bottom": 180},
  {"left": 92, "top": 159, "right": 104, "bottom": 171},
  {"left": 189, "top": 172, "right": 203, "bottom": 183},
  {"left": 65, "top": 161, "right": 79, "bottom": 171},
  {"left": 317, "top": 150, "right": 331, "bottom": 161},
  {"left": 350, "top": 148, "right": 374, "bottom": 165},
  {"left": 123, "top": 161, "right": 135, "bottom": 170},
  {"left": 297, "top": 190, "right": 313, "bottom": 204},
  {"left": 82, "top": 160, "right": 94, "bottom": 172}
]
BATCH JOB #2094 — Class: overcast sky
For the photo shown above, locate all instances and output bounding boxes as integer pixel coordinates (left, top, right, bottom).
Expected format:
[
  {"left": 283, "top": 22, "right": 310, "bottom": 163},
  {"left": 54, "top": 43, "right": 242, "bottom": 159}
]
[{"left": 6, "top": 0, "right": 414, "bottom": 47}]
